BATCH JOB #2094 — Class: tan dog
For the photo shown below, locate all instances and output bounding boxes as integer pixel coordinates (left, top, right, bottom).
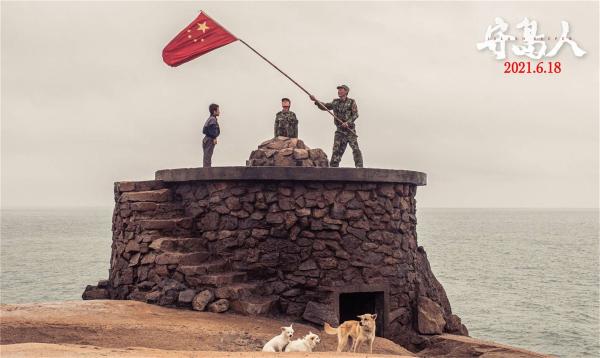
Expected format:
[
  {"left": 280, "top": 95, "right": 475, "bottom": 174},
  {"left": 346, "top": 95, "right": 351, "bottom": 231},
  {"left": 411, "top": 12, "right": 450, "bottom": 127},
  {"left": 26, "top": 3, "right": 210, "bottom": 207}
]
[{"left": 324, "top": 313, "right": 377, "bottom": 353}]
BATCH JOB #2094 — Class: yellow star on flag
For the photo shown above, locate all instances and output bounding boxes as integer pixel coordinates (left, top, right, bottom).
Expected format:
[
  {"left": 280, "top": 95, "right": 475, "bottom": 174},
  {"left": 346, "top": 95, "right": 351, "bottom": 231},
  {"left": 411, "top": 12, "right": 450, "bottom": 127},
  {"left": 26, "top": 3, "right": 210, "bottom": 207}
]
[{"left": 197, "top": 21, "right": 210, "bottom": 33}]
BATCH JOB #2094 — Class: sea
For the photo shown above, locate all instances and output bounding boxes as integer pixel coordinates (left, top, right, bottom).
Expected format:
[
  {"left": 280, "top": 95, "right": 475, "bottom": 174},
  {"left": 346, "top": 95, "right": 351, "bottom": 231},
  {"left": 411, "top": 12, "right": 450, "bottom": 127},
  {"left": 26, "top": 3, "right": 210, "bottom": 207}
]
[{"left": 1, "top": 207, "right": 598, "bottom": 357}]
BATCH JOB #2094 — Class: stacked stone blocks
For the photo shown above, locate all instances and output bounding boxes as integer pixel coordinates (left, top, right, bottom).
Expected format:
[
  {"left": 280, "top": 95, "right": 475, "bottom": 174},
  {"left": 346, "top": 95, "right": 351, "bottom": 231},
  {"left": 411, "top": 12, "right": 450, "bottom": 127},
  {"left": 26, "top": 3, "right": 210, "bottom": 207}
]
[{"left": 84, "top": 175, "right": 466, "bottom": 349}]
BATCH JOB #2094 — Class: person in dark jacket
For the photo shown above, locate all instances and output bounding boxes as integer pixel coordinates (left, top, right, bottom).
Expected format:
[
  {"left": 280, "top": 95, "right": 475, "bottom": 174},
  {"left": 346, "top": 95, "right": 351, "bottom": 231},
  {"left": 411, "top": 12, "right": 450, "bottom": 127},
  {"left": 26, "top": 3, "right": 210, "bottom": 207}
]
[{"left": 202, "top": 103, "right": 220, "bottom": 167}]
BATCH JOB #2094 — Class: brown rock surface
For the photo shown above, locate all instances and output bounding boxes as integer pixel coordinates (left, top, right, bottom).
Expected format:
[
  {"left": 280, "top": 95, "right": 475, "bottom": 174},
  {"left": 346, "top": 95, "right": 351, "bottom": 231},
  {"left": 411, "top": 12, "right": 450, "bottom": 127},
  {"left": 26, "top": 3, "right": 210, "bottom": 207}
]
[
  {"left": 0, "top": 343, "right": 412, "bottom": 358},
  {"left": 0, "top": 300, "right": 552, "bottom": 357},
  {"left": 417, "top": 296, "right": 446, "bottom": 335},
  {"left": 417, "top": 334, "right": 555, "bottom": 358},
  {"left": 302, "top": 301, "right": 338, "bottom": 326},
  {"left": 81, "top": 285, "right": 109, "bottom": 300},
  {"left": 208, "top": 298, "right": 230, "bottom": 313},
  {"left": 0, "top": 300, "right": 412, "bottom": 356},
  {"left": 192, "top": 290, "right": 214, "bottom": 311}
]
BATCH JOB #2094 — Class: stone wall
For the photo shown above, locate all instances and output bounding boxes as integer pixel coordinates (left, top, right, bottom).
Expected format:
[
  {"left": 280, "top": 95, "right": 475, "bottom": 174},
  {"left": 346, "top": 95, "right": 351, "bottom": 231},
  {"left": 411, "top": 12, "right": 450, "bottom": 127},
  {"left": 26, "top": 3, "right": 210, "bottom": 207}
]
[{"left": 84, "top": 172, "right": 467, "bottom": 350}]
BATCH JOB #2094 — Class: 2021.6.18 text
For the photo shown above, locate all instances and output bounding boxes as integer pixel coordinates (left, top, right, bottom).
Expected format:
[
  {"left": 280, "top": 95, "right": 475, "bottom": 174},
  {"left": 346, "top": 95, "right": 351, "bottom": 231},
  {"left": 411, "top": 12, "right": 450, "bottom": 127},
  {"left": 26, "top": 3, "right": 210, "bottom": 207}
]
[{"left": 503, "top": 61, "right": 562, "bottom": 74}]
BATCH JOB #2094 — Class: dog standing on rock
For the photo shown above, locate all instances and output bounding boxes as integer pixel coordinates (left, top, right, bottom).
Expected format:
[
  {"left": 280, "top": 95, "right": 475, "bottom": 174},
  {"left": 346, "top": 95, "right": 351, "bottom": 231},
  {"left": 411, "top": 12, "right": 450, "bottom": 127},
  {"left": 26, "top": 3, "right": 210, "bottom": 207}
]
[
  {"left": 262, "top": 324, "right": 294, "bottom": 352},
  {"left": 324, "top": 313, "right": 377, "bottom": 353},
  {"left": 284, "top": 332, "right": 321, "bottom": 352}
]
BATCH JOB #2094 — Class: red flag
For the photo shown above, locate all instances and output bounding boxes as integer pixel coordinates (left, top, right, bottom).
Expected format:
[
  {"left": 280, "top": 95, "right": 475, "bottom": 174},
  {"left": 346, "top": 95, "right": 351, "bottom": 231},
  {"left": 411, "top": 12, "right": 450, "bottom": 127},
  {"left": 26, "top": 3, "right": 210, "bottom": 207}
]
[{"left": 162, "top": 12, "right": 237, "bottom": 67}]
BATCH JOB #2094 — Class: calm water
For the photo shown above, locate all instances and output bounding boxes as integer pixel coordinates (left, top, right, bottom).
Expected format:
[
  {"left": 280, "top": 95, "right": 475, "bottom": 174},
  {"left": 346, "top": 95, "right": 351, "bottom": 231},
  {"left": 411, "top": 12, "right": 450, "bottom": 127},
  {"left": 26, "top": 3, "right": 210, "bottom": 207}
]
[{"left": 1, "top": 207, "right": 598, "bottom": 357}]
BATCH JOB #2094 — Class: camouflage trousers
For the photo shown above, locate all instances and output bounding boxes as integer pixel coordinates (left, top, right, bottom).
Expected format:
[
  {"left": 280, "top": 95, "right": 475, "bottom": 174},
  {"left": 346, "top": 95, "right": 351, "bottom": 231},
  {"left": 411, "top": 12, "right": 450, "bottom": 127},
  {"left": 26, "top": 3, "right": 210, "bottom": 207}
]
[{"left": 330, "top": 131, "right": 363, "bottom": 168}]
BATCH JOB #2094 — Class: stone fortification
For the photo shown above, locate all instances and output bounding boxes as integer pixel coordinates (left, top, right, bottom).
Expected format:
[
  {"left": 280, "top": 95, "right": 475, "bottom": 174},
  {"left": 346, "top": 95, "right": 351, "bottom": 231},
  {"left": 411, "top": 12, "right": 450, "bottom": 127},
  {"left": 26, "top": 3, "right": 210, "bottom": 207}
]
[{"left": 83, "top": 137, "right": 466, "bottom": 350}]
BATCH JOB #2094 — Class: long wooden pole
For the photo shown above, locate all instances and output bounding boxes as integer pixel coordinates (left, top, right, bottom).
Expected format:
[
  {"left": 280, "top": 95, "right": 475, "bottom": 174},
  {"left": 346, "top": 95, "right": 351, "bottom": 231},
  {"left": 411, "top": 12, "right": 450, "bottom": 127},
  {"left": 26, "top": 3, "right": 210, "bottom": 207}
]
[
  {"left": 203, "top": 11, "right": 357, "bottom": 136},
  {"left": 238, "top": 39, "right": 357, "bottom": 137}
]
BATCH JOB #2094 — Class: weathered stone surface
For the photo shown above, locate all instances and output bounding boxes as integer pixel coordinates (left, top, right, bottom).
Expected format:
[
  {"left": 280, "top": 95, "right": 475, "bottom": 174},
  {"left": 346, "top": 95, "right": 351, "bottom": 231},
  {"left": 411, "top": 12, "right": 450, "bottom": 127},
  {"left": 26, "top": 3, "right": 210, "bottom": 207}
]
[
  {"left": 192, "top": 290, "right": 214, "bottom": 311},
  {"left": 445, "top": 314, "right": 469, "bottom": 336},
  {"left": 418, "top": 296, "right": 446, "bottom": 335},
  {"left": 151, "top": 237, "right": 205, "bottom": 253},
  {"left": 389, "top": 307, "right": 408, "bottom": 324},
  {"left": 125, "top": 240, "right": 140, "bottom": 253},
  {"left": 302, "top": 301, "right": 338, "bottom": 326},
  {"left": 214, "top": 283, "right": 257, "bottom": 300},
  {"left": 158, "top": 290, "right": 179, "bottom": 306},
  {"left": 127, "top": 290, "right": 148, "bottom": 302},
  {"left": 117, "top": 182, "right": 136, "bottom": 192},
  {"left": 128, "top": 253, "right": 141, "bottom": 267},
  {"left": 190, "top": 272, "right": 247, "bottom": 286},
  {"left": 317, "top": 257, "right": 337, "bottom": 269},
  {"left": 140, "top": 218, "right": 191, "bottom": 231},
  {"left": 145, "top": 290, "right": 161, "bottom": 303},
  {"left": 295, "top": 208, "right": 311, "bottom": 217},
  {"left": 230, "top": 296, "right": 278, "bottom": 315},
  {"left": 156, "top": 167, "right": 427, "bottom": 185},
  {"left": 130, "top": 202, "right": 158, "bottom": 212},
  {"left": 298, "top": 260, "right": 318, "bottom": 271},
  {"left": 140, "top": 253, "right": 156, "bottom": 265},
  {"left": 247, "top": 137, "right": 329, "bottom": 167},
  {"left": 208, "top": 299, "right": 230, "bottom": 313},
  {"left": 293, "top": 149, "right": 309, "bottom": 160},
  {"left": 417, "top": 334, "right": 548, "bottom": 357},
  {"left": 155, "top": 252, "right": 209, "bottom": 266},
  {"left": 121, "top": 189, "right": 171, "bottom": 203},
  {"left": 159, "top": 278, "right": 185, "bottom": 292},
  {"left": 265, "top": 212, "right": 284, "bottom": 224},
  {"left": 82, "top": 285, "right": 109, "bottom": 300},
  {"left": 178, "top": 289, "right": 196, "bottom": 304}
]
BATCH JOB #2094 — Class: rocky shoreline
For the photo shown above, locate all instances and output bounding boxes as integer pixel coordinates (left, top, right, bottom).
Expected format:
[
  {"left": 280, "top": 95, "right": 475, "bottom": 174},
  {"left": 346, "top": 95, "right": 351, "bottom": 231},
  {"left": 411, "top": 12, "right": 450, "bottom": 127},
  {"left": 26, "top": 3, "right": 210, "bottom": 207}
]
[{"left": 0, "top": 300, "right": 553, "bottom": 357}]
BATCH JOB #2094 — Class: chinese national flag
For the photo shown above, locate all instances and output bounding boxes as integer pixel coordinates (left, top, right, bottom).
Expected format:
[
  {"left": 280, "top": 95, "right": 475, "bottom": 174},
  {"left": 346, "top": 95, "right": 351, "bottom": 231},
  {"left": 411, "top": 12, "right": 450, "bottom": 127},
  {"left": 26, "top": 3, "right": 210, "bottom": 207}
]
[{"left": 162, "top": 12, "right": 237, "bottom": 67}]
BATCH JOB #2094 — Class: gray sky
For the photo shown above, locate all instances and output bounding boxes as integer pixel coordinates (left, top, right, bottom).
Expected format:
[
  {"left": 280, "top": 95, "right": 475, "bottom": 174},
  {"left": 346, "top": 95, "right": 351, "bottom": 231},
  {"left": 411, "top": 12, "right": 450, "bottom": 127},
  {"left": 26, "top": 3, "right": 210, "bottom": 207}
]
[{"left": 1, "top": 1, "right": 598, "bottom": 208}]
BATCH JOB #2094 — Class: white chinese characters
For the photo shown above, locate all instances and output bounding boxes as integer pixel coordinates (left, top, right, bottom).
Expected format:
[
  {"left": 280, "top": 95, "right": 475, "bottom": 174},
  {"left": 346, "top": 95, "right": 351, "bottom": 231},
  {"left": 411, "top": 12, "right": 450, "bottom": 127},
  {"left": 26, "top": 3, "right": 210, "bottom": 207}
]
[{"left": 477, "top": 17, "right": 586, "bottom": 60}]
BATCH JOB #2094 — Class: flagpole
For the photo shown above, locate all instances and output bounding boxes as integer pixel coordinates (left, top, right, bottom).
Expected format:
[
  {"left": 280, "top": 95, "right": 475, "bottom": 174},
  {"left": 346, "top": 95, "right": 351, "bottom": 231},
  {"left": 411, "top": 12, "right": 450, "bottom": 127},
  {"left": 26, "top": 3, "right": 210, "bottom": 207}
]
[
  {"left": 238, "top": 39, "right": 311, "bottom": 96},
  {"left": 238, "top": 39, "right": 357, "bottom": 137},
  {"left": 202, "top": 11, "right": 356, "bottom": 136}
]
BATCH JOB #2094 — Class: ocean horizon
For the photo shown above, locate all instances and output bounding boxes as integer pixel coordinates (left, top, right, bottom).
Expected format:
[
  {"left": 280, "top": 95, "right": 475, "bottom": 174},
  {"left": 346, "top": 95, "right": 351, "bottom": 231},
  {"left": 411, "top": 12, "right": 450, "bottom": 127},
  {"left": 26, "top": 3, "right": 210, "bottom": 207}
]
[{"left": 1, "top": 207, "right": 598, "bottom": 357}]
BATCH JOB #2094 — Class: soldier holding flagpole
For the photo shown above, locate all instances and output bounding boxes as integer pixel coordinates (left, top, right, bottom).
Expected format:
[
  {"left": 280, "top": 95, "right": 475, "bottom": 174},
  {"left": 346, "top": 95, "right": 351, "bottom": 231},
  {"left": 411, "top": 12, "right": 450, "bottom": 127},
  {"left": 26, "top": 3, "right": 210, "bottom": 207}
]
[{"left": 310, "top": 85, "right": 363, "bottom": 168}]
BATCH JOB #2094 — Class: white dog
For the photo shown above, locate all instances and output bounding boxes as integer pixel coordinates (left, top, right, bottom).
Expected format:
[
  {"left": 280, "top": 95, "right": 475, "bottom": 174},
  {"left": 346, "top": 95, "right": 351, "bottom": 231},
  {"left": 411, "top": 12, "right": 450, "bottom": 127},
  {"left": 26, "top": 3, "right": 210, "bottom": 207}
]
[
  {"left": 284, "top": 331, "right": 321, "bottom": 352},
  {"left": 262, "top": 324, "right": 294, "bottom": 352}
]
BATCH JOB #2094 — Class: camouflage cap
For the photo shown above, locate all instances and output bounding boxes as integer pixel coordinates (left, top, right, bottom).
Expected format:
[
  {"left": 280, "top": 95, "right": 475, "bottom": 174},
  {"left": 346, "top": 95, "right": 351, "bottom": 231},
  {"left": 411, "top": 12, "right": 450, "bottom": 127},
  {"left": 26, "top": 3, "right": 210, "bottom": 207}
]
[{"left": 336, "top": 84, "right": 349, "bottom": 92}]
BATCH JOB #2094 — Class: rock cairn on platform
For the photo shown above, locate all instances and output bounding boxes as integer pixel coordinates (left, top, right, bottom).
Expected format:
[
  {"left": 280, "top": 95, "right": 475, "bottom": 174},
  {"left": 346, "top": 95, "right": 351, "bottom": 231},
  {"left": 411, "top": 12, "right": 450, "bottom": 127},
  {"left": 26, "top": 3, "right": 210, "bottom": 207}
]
[{"left": 246, "top": 136, "right": 329, "bottom": 167}]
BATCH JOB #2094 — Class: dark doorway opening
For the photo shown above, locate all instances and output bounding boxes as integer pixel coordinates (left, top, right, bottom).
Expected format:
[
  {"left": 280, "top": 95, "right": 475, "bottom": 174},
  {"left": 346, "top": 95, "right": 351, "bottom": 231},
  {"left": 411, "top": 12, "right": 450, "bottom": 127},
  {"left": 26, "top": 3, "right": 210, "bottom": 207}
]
[{"left": 339, "top": 291, "right": 385, "bottom": 337}]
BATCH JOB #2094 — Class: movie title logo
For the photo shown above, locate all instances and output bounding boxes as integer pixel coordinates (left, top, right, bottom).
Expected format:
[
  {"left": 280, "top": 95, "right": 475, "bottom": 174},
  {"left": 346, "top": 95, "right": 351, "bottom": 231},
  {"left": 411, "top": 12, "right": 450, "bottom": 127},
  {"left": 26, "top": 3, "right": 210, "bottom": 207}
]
[{"left": 476, "top": 17, "right": 586, "bottom": 74}]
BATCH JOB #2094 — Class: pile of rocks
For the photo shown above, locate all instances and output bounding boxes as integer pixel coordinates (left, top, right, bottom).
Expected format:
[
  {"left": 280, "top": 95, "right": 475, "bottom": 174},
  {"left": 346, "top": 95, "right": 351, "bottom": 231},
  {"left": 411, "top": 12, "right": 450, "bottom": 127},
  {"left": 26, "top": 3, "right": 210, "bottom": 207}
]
[
  {"left": 83, "top": 279, "right": 232, "bottom": 314},
  {"left": 190, "top": 289, "right": 230, "bottom": 313},
  {"left": 247, "top": 137, "right": 329, "bottom": 167}
]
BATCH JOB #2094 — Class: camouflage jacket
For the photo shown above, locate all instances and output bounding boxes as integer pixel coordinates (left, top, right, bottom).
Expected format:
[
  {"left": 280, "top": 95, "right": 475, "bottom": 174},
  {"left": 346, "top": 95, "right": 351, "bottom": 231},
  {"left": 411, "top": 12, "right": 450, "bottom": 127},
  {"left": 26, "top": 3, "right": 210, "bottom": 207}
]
[
  {"left": 274, "top": 111, "right": 298, "bottom": 138},
  {"left": 314, "top": 97, "right": 358, "bottom": 133}
]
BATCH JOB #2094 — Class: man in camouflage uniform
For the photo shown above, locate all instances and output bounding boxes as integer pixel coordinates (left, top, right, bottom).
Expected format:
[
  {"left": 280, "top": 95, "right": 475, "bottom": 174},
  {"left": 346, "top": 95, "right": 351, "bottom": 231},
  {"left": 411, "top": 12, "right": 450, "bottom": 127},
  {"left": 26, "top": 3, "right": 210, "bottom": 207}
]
[
  {"left": 274, "top": 98, "right": 298, "bottom": 138},
  {"left": 310, "top": 85, "right": 363, "bottom": 167}
]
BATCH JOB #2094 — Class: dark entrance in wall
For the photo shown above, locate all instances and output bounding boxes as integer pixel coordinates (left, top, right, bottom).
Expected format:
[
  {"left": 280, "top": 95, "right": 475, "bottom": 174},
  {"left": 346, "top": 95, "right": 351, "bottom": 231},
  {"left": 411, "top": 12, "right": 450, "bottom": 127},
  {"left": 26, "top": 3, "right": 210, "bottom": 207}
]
[{"left": 339, "top": 291, "right": 385, "bottom": 337}]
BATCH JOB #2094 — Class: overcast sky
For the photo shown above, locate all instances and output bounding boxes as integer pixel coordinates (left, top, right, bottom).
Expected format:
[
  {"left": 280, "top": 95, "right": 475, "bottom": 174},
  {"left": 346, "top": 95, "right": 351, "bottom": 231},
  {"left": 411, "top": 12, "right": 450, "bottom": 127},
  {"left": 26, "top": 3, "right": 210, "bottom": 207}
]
[{"left": 1, "top": 1, "right": 598, "bottom": 208}]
